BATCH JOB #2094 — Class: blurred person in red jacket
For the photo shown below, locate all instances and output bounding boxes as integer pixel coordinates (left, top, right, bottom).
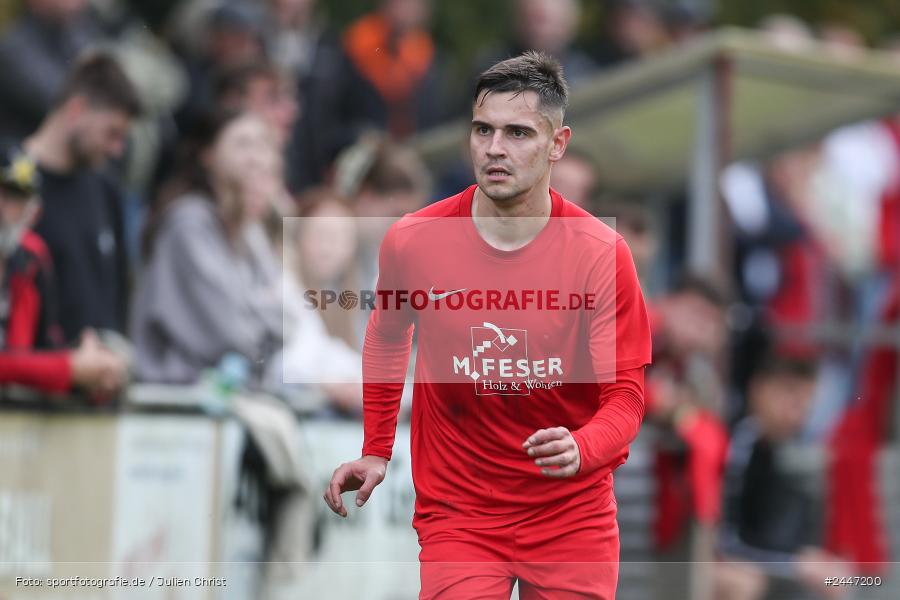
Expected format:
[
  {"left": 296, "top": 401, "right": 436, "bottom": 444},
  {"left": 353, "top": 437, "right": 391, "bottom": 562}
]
[
  {"left": 644, "top": 275, "right": 730, "bottom": 550},
  {"left": 0, "top": 143, "right": 126, "bottom": 398}
]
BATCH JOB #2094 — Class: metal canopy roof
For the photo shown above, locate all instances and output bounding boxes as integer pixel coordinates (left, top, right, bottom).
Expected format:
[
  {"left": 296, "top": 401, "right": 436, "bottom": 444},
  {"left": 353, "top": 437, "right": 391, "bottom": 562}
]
[{"left": 414, "top": 27, "right": 900, "bottom": 194}]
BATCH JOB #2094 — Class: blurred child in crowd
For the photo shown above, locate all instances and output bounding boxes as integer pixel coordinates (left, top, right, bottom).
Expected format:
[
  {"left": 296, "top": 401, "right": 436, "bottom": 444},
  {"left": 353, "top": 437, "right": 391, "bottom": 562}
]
[
  {"left": 0, "top": 143, "right": 126, "bottom": 399},
  {"left": 715, "top": 355, "right": 850, "bottom": 600}
]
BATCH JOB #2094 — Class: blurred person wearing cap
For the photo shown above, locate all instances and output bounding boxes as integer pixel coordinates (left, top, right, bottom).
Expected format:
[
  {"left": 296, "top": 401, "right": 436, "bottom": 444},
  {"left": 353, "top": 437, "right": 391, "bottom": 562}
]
[
  {"left": 0, "top": 0, "right": 104, "bottom": 139},
  {"left": 0, "top": 144, "right": 126, "bottom": 399},
  {"left": 333, "top": 133, "right": 430, "bottom": 289},
  {"left": 24, "top": 51, "right": 141, "bottom": 343},
  {"left": 150, "top": 4, "right": 272, "bottom": 206},
  {"left": 174, "top": 1, "right": 267, "bottom": 133}
]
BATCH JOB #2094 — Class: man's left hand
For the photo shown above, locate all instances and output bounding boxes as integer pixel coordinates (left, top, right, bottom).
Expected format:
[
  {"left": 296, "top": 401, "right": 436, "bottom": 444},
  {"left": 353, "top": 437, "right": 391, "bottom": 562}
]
[{"left": 522, "top": 426, "right": 581, "bottom": 478}]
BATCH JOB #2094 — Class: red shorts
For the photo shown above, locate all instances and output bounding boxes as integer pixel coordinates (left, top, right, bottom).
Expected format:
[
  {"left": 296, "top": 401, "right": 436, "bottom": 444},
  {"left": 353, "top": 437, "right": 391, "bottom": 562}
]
[{"left": 417, "top": 493, "right": 619, "bottom": 599}]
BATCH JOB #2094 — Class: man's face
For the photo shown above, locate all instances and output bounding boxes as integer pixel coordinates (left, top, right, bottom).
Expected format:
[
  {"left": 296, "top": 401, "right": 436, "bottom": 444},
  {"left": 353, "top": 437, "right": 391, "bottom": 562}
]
[
  {"left": 0, "top": 189, "right": 38, "bottom": 257},
  {"left": 69, "top": 105, "right": 132, "bottom": 169},
  {"left": 664, "top": 292, "right": 725, "bottom": 355},
  {"left": 751, "top": 374, "right": 816, "bottom": 441},
  {"left": 0, "top": 190, "right": 33, "bottom": 228},
  {"left": 470, "top": 90, "right": 567, "bottom": 203}
]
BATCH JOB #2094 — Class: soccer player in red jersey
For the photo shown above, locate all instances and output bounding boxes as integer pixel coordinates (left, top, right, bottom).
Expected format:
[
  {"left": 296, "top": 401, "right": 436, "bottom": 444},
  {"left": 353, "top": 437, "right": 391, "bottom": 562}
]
[{"left": 324, "top": 51, "right": 652, "bottom": 599}]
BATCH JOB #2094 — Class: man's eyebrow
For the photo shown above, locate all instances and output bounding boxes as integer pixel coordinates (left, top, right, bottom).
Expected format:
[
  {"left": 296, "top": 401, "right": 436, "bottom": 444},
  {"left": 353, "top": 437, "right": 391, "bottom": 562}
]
[
  {"left": 504, "top": 123, "right": 538, "bottom": 133},
  {"left": 471, "top": 120, "right": 538, "bottom": 133}
]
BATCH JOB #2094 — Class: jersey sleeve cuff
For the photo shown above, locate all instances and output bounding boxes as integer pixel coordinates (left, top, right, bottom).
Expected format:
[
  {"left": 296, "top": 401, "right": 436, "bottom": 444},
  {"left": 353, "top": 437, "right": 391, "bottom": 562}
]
[{"left": 361, "top": 445, "right": 393, "bottom": 461}]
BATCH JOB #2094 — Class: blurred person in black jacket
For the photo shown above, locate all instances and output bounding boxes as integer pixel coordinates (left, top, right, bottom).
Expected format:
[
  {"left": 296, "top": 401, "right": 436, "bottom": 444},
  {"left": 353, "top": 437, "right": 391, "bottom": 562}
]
[
  {"left": 715, "top": 355, "right": 850, "bottom": 600},
  {"left": 24, "top": 52, "right": 141, "bottom": 343},
  {"left": 265, "top": 0, "right": 350, "bottom": 191}
]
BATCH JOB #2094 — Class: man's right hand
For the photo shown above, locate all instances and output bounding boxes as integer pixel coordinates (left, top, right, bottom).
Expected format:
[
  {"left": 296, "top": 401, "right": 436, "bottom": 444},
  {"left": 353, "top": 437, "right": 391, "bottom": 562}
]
[
  {"left": 323, "top": 455, "right": 388, "bottom": 517},
  {"left": 70, "top": 329, "right": 127, "bottom": 396}
]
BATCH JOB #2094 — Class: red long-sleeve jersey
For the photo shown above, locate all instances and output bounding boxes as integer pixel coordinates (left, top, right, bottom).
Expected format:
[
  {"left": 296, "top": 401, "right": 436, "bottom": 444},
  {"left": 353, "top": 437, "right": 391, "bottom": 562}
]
[{"left": 362, "top": 186, "right": 652, "bottom": 531}]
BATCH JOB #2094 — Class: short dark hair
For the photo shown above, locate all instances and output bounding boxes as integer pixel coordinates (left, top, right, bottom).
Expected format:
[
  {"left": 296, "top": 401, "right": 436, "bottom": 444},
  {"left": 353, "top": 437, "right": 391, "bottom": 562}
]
[
  {"left": 363, "top": 138, "right": 430, "bottom": 196},
  {"left": 752, "top": 354, "right": 818, "bottom": 382},
  {"left": 57, "top": 52, "right": 142, "bottom": 117},
  {"left": 474, "top": 51, "right": 569, "bottom": 123},
  {"left": 672, "top": 272, "right": 729, "bottom": 307},
  {"left": 214, "top": 60, "right": 283, "bottom": 106}
]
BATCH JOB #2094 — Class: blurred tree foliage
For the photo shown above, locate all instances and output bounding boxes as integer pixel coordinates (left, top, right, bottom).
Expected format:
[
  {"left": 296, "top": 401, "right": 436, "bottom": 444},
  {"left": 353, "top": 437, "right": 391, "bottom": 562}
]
[
  {"left": 319, "top": 0, "right": 900, "bottom": 66},
  {"left": 0, "top": 0, "right": 23, "bottom": 30},
  {"left": 715, "top": 0, "right": 900, "bottom": 44}
]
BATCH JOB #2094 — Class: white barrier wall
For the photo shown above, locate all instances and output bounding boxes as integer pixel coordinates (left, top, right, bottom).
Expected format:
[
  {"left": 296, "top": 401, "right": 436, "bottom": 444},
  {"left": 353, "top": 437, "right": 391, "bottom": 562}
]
[
  {"left": 292, "top": 421, "right": 420, "bottom": 600},
  {"left": 0, "top": 412, "right": 228, "bottom": 600}
]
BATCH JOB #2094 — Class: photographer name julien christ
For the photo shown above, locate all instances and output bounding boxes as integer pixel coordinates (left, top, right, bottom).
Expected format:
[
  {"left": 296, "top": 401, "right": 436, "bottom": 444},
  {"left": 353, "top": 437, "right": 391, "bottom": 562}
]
[{"left": 153, "top": 577, "right": 226, "bottom": 587}]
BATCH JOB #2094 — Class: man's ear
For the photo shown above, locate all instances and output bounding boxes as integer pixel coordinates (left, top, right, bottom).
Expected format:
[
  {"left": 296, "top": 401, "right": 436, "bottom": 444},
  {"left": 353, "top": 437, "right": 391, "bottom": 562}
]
[{"left": 549, "top": 125, "right": 572, "bottom": 162}]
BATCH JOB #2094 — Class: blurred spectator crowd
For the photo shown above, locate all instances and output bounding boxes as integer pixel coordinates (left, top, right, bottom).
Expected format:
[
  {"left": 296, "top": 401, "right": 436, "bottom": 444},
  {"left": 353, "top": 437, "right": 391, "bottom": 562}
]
[{"left": 1, "top": 1, "right": 899, "bottom": 598}]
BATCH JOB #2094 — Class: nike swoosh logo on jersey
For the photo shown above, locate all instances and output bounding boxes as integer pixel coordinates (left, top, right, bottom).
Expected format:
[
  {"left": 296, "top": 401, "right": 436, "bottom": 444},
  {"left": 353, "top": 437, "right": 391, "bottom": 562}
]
[{"left": 428, "top": 286, "right": 467, "bottom": 301}]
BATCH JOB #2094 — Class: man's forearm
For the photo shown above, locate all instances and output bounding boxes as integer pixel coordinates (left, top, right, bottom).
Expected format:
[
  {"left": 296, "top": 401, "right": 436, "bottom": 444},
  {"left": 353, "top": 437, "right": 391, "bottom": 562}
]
[
  {"left": 361, "top": 319, "right": 413, "bottom": 460},
  {"left": 571, "top": 366, "right": 645, "bottom": 473}
]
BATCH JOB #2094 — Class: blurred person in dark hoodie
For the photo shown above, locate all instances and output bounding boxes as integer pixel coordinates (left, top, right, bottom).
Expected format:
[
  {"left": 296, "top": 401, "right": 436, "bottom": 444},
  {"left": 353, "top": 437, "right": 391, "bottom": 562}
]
[
  {"left": 715, "top": 355, "right": 851, "bottom": 600},
  {"left": 0, "top": 0, "right": 104, "bottom": 139},
  {"left": 0, "top": 142, "right": 126, "bottom": 399},
  {"left": 24, "top": 52, "right": 141, "bottom": 343},
  {"left": 265, "top": 0, "right": 359, "bottom": 191}
]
